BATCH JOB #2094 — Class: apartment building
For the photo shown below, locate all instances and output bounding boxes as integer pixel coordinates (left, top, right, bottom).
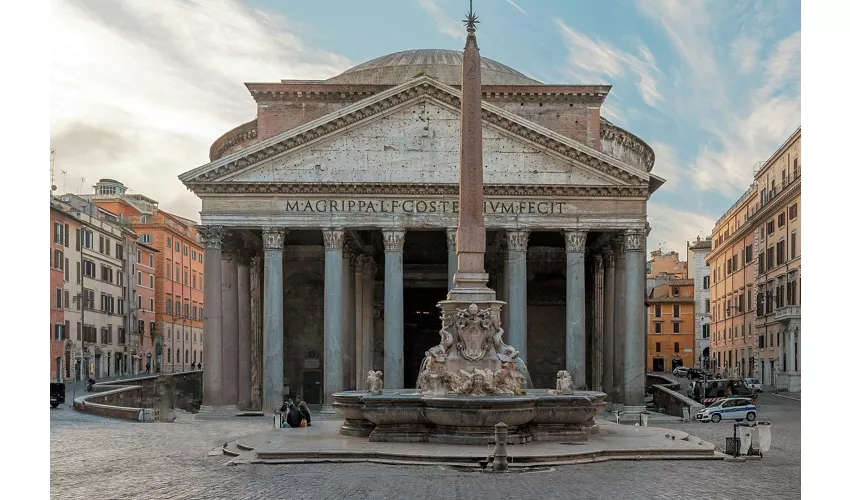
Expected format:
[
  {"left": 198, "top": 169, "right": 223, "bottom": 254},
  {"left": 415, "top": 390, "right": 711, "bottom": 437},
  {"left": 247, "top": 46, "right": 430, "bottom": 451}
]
[
  {"left": 706, "top": 127, "right": 801, "bottom": 390},
  {"left": 50, "top": 201, "right": 69, "bottom": 381},
  {"left": 53, "top": 195, "right": 134, "bottom": 380},
  {"left": 90, "top": 179, "right": 204, "bottom": 374},
  {"left": 647, "top": 279, "right": 695, "bottom": 371},
  {"left": 135, "top": 243, "right": 158, "bottom": 373},
  {"left": 688, "top": 237, "right": 712, "bottom": 369}
]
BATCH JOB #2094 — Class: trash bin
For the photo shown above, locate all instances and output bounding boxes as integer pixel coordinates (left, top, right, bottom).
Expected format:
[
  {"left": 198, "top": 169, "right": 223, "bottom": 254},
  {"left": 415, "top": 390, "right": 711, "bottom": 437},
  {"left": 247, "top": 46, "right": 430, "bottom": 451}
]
[
  {"left": 615, "top": 411, "right": 622, "bottom": 425},
  {"left": 725, "top": 437, "right": 741, "bottom": 456},
  {"left": 738, "top": 424, "right": 754, "bottom": 455},
  {"left": 755, "top": 421, "right": 772, "bottom": 454},
  {"left": 639, "top": 411, "right": 650, "bottom": 427},
  {"left": 682, "top": 407, "right": 690, "bottom": 421},
  {"left": 273, "top": 412, "right": 283, "bottom": 429}
]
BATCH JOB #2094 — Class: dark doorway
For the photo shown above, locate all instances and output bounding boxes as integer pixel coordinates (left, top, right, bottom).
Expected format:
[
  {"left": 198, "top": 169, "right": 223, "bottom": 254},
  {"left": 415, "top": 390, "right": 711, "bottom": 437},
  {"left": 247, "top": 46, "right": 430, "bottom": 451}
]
[
  {"left": 671, "top": 357, "right": 683, "bottom": 370},
  {"left": 652, "top": 357, "right": 665, "bottom": 372},
  {"left": 403, "top": 287, "right": 445, "bottom": 388},
  {"left": 302, "top": 370, "right": 321, "bottom": 404}
]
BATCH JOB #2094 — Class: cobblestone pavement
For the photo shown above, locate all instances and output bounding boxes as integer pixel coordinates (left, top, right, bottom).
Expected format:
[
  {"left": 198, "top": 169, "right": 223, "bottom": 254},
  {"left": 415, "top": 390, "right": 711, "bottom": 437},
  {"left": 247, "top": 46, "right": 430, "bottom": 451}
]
[{"left": 50, "top": 393, "right": 800, "bottom": 500}]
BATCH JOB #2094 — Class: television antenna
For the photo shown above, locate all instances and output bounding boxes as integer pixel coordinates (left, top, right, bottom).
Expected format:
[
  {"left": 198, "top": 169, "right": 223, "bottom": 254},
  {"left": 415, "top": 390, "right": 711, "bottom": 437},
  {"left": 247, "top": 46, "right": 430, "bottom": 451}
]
[{"left": 50, "top": 149, "right": 57, "bottom": 192}]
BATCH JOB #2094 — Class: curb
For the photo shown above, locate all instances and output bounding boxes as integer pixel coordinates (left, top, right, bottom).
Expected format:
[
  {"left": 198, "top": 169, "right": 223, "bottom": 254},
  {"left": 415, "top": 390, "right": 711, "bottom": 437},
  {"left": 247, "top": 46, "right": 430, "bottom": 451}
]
[{"left": 771, "top": 393, "right": 801, "bottom": 402}]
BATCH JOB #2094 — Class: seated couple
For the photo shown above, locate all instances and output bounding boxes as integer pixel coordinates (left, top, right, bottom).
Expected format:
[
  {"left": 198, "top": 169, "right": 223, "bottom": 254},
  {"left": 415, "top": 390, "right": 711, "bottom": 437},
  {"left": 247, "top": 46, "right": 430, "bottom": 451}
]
[{"left": 278, "top": 400, "right": 312, "bottom": 428}]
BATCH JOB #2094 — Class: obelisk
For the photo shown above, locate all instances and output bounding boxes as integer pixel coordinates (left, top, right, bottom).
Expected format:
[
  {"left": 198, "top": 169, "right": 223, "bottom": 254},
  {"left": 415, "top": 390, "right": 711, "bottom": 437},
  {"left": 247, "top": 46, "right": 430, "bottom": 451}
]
[{"left": 451, "top": 3, "right": 491, "bottom": 299}]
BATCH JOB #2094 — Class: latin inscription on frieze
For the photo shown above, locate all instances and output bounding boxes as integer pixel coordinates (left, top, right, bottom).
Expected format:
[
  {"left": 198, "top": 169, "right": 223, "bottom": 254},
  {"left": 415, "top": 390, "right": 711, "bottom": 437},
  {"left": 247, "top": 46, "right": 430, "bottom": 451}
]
[{"left": 279, "top": 199, "right": 569, "bottom": 215}]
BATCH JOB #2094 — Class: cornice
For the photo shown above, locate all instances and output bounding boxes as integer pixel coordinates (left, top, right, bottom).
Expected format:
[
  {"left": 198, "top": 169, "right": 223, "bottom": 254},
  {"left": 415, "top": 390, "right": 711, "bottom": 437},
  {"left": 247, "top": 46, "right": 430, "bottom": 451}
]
[
  {"left": 181, "top": 76, "right": 647, "bottom": 187},
  {"left": 706, "top": 178, "right": 800, "bottom": 262},
  {"left": 187, "top": 182, "right": 647, "bottom": 198}
]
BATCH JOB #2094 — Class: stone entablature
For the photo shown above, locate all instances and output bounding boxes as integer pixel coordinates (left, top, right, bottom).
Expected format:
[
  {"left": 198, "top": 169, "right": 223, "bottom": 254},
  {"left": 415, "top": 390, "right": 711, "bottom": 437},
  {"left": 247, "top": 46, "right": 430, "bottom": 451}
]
[{"left": 600, "top": 117, "right": 655, "bottom": 173}]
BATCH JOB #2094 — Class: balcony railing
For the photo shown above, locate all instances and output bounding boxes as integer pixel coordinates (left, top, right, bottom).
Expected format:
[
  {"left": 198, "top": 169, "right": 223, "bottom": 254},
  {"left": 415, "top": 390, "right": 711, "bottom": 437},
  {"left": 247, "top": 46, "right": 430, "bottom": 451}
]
[{"left": 775, "top": 305, "right": 801, "bottom": 322}]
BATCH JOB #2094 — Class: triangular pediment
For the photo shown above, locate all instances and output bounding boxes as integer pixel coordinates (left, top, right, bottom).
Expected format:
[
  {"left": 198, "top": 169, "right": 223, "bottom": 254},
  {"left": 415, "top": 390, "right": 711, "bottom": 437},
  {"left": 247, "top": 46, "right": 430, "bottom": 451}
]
[{"left": 179, "top": 76, "right": 650, "bottom": 188}]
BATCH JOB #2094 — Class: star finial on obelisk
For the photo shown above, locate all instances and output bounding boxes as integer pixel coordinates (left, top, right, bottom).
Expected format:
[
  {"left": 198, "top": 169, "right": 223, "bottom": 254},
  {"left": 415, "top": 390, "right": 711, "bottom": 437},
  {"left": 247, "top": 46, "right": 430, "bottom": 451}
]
[{"left": 463, "top": 0, "right": 479, "bottom": 33}]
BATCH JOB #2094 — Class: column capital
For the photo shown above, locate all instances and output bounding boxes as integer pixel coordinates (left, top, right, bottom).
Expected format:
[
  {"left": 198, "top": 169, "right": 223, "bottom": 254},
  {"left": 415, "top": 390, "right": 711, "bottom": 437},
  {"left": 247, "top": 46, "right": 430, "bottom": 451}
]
[
  {"left": 562, "top": 230, "right": 587, "bottom": 253},
  {"left": 342, "top": 236, "right": 357, "bottom": 259},
  {"left": 594, "top": 253, "right": 604, "bottom": 271},
  {"left": 197, "top": 225, "right": 224, "bottom": 250},
  {"left": 506, "top": 229, "right": 530, "bottom": 252},
  {"left": 322, "top": 228, "right": 345, "bottom": 251},
  {"left": 357, "top": 255, "right": 377, "bottom": 276},
  {"left": 446, "top": 227, "right": 457, "bottom": 253},
  {"left": 624, "top": 229, "right": 646, "bottom": 252},
  {"left": 602, "top": 246, "right": 615, "bottom": 268},
  {"left": 611, "top": 236, "right": 625, "bottom": 259},
  {"left": 382, "top": 229, "right": 405, "bottom": 252},
  {"left": 262, "top": 227, "right": 286, "bottom": 250}
]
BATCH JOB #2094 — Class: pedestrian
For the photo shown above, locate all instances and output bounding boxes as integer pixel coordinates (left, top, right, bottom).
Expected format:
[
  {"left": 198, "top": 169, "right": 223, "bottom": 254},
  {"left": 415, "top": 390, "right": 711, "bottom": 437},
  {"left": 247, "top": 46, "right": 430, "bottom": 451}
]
[
  {"left": 298, "top": 401, "right": 312, "bottom": 427},
  {"left": 145, "top": 360, "right": 151, "bottom": 375},
  {"left": 191, "top": 362, "right": 196, "bottom": 371},
  {"left": 87, "top": 376, "right": 96, "bottom": 392},
  {"left": 197, "top": 362, "right": 202, "bottom": 371},
  {"left": 286, "top": 401, "right": 304, "bottom": 428}
]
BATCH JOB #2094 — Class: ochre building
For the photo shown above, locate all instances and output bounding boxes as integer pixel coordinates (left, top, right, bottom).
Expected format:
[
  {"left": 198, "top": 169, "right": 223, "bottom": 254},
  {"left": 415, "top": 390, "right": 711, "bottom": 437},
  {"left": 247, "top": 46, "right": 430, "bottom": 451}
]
[
  {"left": 179, "top": 49, "right": 665, "bottom": 412},
  {"left": 707, "top": 127, "right": 800, "bottom": 390},
  {"left": 647, "top": 279, "right": 695, "bottom": 372}
]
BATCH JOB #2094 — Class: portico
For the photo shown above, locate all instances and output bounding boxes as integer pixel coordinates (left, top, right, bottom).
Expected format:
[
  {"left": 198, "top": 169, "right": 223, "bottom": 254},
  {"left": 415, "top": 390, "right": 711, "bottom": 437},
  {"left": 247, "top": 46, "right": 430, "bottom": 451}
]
[{"left": 181, "top": 50, "right": 664, "bottom": 413}]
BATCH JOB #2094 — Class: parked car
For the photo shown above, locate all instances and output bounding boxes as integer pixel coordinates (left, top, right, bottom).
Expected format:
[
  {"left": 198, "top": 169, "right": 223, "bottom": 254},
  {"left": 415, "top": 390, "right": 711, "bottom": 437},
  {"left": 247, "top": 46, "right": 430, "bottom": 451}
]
[
  {"left": 695, "top": 397, "right": 757, "bottom": 423},
  {"left": 687, "top": 368, "right": 707, "bottom": 380},
  {"left": 672, "top": 366, "right": 689, "bottom": 377},
  {"left": 50, "top": 382, "right": 66, "bottom": 408},
  {"left": 693, "top": 378, "right": 756, "bottom": 403},
  {"left": 743, "top": 378, "right": 763, "bottom": 392}
]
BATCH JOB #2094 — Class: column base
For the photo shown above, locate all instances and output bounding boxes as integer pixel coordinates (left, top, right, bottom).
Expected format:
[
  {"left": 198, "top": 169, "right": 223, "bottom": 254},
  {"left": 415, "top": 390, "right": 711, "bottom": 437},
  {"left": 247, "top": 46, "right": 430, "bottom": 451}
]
[{"left": 776, "top": 372, "right": 801, "bottom": 393}]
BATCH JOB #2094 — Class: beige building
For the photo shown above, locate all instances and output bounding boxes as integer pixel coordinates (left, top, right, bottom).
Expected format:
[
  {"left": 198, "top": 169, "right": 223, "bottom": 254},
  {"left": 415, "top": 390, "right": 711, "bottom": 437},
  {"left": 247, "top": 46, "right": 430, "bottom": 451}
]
[{"left": 706, "top": 127, "right": 800, "bottom": 390}]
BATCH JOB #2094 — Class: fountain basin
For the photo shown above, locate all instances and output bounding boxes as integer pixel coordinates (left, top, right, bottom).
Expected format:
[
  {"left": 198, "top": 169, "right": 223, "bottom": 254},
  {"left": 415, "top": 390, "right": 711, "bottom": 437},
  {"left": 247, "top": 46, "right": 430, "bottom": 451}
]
[
  {"left": 332, "top": 389, "right": 606, "bottom": 444},
  {"left": 361, "top": 393, "right": 428, "bottom": 442},
  {"left": 332, "top": 391, "right": 375, "bottom": 437}
]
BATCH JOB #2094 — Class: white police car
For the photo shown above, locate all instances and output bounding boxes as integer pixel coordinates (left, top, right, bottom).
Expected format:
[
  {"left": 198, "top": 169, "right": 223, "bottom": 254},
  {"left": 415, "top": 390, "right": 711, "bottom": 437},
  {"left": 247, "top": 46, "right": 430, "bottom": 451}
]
[{"left": 695, "top": 397, "right": 757, "bottom": 423}]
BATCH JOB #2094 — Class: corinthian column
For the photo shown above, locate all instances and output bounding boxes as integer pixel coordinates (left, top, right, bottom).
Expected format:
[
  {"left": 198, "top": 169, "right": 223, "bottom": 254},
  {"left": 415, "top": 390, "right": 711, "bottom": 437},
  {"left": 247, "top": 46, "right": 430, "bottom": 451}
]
[
  {"left": 602, "top": 246, "right": 615, "bottom": 395},
  {"left": 382, "top": 229, "right": 405, "bottom": 389},
  {"left": 322, "top": 229, "right": 345, "bottom": 413},
  {"left": 593, "top": 253, "right": 604, "bottom": 392},
  {"left": 237, "top": 254, "right": 252, "bottom": 409},
  {"left": 198, "top": 225, "right": 223, "bottom": 406},
  {"left": 564, "top": 230, "right": 587, "bottom": 390},
  {"left": 361, "top": 256, "right": 377, "bottom": 383},
  {"left": 221, "top": 237, "right": 239, "bottom": 405},
  {"left": 261, "top": 227, "right": 285, "bottom": 413},
  {"left": 341, "top": 240, "right": 354, "bottom": 390},
  {"left": 506, "top": 230, "right": 529, "bottom": 361},
  {"left": 624, "top": 228, "right": 647, "bottom": 408},
  {"left": 613, "top": 236, "right": 626, "bottom": 403}
]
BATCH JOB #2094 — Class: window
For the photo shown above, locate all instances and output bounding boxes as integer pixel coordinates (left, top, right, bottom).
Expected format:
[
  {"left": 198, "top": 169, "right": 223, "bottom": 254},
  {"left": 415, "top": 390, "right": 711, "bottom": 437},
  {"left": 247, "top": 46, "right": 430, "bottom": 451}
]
[
  {"left": 734, "top": 325, "right": 738, "bottom": 339},
  {"left": 101, "top": 266, "right": 113, "bottom": 283},
  {"left": 738, "top": 294, "right": 744, "bottom": 314},
  {"left": 54, "top": 323, "right": 64, "bottom": 340},
  {"left": 118, "top": 299, "right": 124, "bottom": 315},
  {"left": 757, "top": 291, "right": 764, "bottom": 317},
  {"left": 758, "top": 252, "right": 765, "bottom": 275},
  {"left": 168, "top": 349, "right": 171, "bottom": 363},
  {"left": 199, "top": 254, "right": 203, "bottom": 263},
  {"left": 116, "top": 244, "right": 123, "bottom": 261},
  {"left": 138, "top": 271, "right": 142, "bottom": 284},
  {"left": 705, "top": 299, "right": 710, "bottom": 313},
  {"left": 167, "top": 237, "right": 172, "bottom": 248},
  {"left": 674, "top": 342, "right": 680, "bottom": 353},
  {"left": 654, "top": 305, "right": 661, "bottom": 318},
  {"left": 105, "top": 238, "right": 111, "bottom": 256},
  {"left": 655, "top": 322, "right": 662, "bottom": 333},
  {"left": 655, "top": 342, "right": 661, "bottom": 353},
  {"left": 702, "top": 323, "right": 710, "bottom": 339},
  {"left": 703, "top": 275, "right": 709, "bottom": 289},
  {"left": 150, "top": 297, "right": 154, "bottom": 312},
  {"left": 200, "top": 307, "right": 203, "bottom": 318},
  {"left": 673, "top": 287, "right": 680, "bottom": 297},
  {"left": 192, "top": 250, "right": 197, "bottom": 260},
  {"left": 53, "top": 249, "right": 63, "bottom": 270},
  {"left": 166, "top": 298, "right": 173, "bottom": 314},
  {"left": 790, "top": 232, "right": 797, "bottom": 259},
  {"left": 789, "top": 203, "right": 798, "bottom": 220},
  {"left": 176, "top": 301, "right": 181, "bottom": 316},
  {"left": 747, "top": 290, "right": 752, "bottom": 311},
  {"left": 140, "top": 234, "right": 152, "bottom": 244},
  {"left": 184, "top": 303, "right": 189, "bottom": 317},
  {"left": 166, "top": 261, "right": 171, "bottom": 279},
  {"left": 745, "top": 244, "right": 753, "bottom": 264},
  {"left": 64, "top": 290, "right": 70, "bottom": 309},
  {"left": 788, "top": 276, "right": 797, "bottom": 305},
  {"left": 76, "top": 322, "right": 81, "bottom": 341},
  {"left": 55, "top": 288, "right": 62, "bottom": 308},
  {"left": 778, "top": 212, "right": 785, "bottom": 228},
  {"left": 732, "top": 254, "right": 738, "bottom": 271},
  {"left": 99, "top": 235, "right": 104, "bottom": 253},
  {"left": 149, "top": 254, "right": 154, "bottom": 267},
  {"left": 83, "top": 259, "right": 96, "bottom": 278},
  {"left": 177, "top": 350, "right": 180, "bottom": 363},
  {"left": 673, "top": 305, "right": 680, "bottom": 318},
  {"left": 748, "top": 323, "right": 752, "bottom": 337},
  {"left": 117, "top": 271, "right": 123, "bottom": 287},
  {"left": 192, "top": 273, "right": 197, "bottom": 289},
  {"left": 54, "top": 222, "right": 63, "bottom": 244},
  {"left": 673, "top": 322, "right": 680, "bottom": 334},
  {"left": 767, "top": 246, "right": 775, "bottom": 270},
  {"left": 193, "top": 306, "right": 198, "bottom": 320},
  {"left": 767, "top": 220, "right": 775, "bottom": 235},
  {"left": 769, "top": 333, "right": 774, "bottom": 347},
  {"left": 175, "top": 241, "right": 180, "bottom": 252},
  {"left": 777, "top": 240, "right": 786, "bottom": 264},
  {"left": 149, "top": 274, "right": 154, "bottom": 288},
  {"left": 184, "top": 246, "right": 188, "bottom": 256},
  {"left": 64, "top": 258, "right": 69, "bottom": 281}
]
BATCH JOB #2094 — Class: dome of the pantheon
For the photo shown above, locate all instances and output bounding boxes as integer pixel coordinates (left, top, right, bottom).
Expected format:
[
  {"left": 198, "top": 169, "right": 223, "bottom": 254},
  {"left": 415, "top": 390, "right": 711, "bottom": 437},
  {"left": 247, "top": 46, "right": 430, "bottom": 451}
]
[{"left": 325, "top": 49, "right": 541, "bottom": 86}]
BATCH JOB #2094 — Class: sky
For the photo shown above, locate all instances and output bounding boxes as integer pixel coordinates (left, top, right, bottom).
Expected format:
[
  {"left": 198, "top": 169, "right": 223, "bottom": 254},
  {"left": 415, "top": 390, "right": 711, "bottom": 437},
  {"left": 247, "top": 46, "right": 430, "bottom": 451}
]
[{"left": 50, "top": 0, "right": 801, "bottom": 256}]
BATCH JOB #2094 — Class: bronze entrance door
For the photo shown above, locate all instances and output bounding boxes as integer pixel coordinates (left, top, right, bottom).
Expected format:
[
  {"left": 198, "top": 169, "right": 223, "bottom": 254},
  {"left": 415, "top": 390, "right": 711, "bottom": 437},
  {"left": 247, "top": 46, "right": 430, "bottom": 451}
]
[{"left": 303, "top": 370, "right": 321, "bottom": 404}]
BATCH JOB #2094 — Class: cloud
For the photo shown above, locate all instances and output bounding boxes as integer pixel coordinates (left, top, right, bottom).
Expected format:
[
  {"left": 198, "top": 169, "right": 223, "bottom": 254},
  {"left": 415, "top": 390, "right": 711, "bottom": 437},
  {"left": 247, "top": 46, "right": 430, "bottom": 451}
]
[
  {"left": 553, "top": 18, "right": 663, "bottom": 108},
  {"left": 731, "top": 34, "right": 761, "bottom": 73},
  {"left": 647, "top": 142, "right": 680, "bottom": 190},
  {"left": 50, "top": 0, "right": 351, "bottom": 221},
  {"left": 647, "top": 203, "right": 718, "bottom": 257},
  {"left": 504, "top": 0, "right": 526, "bottom": 14},
  {"left": 418, "top": 0, "right": 467, "bottom": 41}
]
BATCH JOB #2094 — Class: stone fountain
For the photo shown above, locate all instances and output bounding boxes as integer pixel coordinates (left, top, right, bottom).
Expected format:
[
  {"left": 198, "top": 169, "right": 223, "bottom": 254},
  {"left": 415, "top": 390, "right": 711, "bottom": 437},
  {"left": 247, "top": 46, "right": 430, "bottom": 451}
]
[{"left": 332, "top": 5, "right": 606, "bottom": 445}]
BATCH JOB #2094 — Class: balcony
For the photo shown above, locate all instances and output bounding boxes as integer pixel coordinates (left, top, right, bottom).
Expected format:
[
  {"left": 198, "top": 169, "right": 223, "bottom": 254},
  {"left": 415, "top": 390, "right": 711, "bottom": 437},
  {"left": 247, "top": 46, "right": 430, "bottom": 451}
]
[{"left": 775, "top": 305, "right": 801, "bottom": 324}]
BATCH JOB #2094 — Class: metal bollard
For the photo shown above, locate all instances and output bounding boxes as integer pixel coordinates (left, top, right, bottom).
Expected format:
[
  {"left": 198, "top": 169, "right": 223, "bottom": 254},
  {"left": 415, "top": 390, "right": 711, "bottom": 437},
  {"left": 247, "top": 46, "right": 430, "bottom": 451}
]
[
  {"left": 682, "top": 407, "right": 690, "bottom": 421},
  {"left": 615, "top": 411, "right": 622, "bottom": 425},
  {"left": 492, "top": 422, "right": 509, "bottom": 472},
  {"left": 639, "top": 411, "right": 650, "bottom": 427}
]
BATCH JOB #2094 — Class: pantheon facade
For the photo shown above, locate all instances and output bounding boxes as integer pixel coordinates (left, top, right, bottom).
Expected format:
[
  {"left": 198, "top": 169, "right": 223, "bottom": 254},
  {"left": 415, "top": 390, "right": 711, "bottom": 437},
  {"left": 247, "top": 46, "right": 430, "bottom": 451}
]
[{"left": 179, "top": 49, "right": 664, "bottom": 412}]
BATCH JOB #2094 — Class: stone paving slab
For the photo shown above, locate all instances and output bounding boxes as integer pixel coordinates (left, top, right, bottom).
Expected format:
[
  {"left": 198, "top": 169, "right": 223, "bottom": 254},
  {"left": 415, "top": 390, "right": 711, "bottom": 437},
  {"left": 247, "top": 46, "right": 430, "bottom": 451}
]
[{"left": 239, "top": 420, "right": 716, "bottom": 465}]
